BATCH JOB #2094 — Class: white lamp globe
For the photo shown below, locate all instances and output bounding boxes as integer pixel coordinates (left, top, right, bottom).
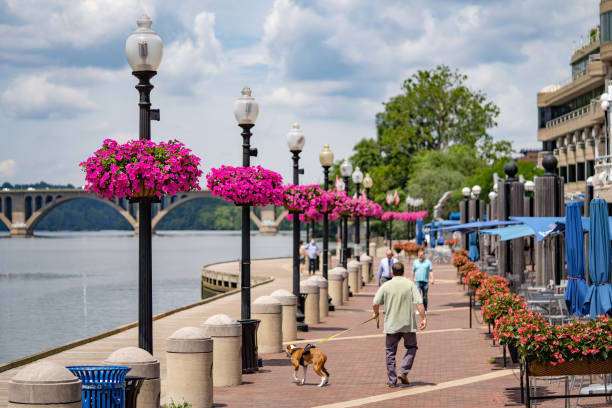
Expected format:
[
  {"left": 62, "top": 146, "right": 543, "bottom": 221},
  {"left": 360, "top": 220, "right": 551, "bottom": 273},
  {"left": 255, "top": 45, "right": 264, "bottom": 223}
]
[
  {"left": 488, "top": 191, "right": 497, "bottom": 200},
  {"left": 472, "top": 185, "right": 482, "bottom": 197},
  {"left": 362, "top": 173, "right": 373, "bottom": 189},
  {"left": 524, "top": 180, "right": 535, "bottom": 192},
  {"left": 461, "top": 187, "right": 471, "bottom": 198},
  {"left": 352, "top": 167, "right": 364, "bottom": 184},
  {"left": 233, "top": 86, "right": 259, "bottom": 125},
  {"left": 340, "top": 159, "right": 353, "bottom": 177},
  {"left": 286, "top": 123, "right": 305, "bottom": 152},
  {"left": 125, "top": 15, "right": 163, "bottom": 72}
]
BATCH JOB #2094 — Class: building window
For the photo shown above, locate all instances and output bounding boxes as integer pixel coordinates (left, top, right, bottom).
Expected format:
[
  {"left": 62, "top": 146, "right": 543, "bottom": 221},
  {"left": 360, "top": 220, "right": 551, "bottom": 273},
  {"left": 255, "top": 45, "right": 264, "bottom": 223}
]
[
  {"left": 603, "top": 11, "right": 612, "bottom": 43},
  {"left": 577, "top": 162, "right": 585, "bottom": 181},
  {"left": 560, "top": 166, "right": 567, "bottom": 183},
  {"left": 568, "top": 164, "right": 577, "bottom": 182},
  {"left": 587, "top": 160, "right": 595, "bottom": 177}
]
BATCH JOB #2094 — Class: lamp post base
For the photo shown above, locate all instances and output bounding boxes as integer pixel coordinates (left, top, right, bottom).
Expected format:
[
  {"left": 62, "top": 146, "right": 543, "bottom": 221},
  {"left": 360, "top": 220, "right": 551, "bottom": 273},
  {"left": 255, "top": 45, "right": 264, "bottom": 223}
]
[{"left": 297, "top": 321, "right": 309, "bottom": 332}]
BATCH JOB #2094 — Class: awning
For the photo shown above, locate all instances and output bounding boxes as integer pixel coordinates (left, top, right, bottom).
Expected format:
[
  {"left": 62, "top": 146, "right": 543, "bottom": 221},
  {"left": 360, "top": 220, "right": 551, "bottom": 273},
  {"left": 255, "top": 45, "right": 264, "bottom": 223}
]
[
  {"left": 480, "top": 224, "right": 535, "bottom": 241},
  {"left": 425, "top": 220, "right": 460, "bottom": 228},
  {"left": 509, "top": 217, "right": 566, "bottom": 241},
  {"left": 438, "top": 220, "right": 520, "bottom": 233}
]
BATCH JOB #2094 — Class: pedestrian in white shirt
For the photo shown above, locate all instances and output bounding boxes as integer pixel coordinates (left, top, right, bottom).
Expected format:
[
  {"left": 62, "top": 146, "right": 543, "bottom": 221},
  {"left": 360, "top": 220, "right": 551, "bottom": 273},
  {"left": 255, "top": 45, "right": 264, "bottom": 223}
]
[{"left": 378, "top": 249, "right": 398, "bottom": 286}]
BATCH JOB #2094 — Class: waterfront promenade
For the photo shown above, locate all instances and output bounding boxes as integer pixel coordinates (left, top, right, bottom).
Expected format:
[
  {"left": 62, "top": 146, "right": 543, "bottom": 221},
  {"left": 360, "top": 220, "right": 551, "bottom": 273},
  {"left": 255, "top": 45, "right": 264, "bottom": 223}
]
[{"left": 1, "top": 254, "right": 604, "bottom": 407}]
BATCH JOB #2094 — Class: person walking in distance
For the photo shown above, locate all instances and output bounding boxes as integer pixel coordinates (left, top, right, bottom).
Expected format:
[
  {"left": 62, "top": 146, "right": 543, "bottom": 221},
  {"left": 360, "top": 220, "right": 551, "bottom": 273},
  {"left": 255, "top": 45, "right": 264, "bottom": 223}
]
[
  {"left": 412, "top": 249, "right": 434, "bottom": 311},
  {"left": 373, "top": 262, "right": 426, "bottom": 387},
  {"left": 377, "top": 249, "right": 398, "bottom": 286},
  {"left": 305, "top": 238, "right": 321, "bottom": 276}
]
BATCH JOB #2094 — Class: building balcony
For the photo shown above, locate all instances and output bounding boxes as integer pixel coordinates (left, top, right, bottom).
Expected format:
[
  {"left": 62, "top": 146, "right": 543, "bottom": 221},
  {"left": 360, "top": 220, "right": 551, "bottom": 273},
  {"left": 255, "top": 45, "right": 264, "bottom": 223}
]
[
  {"left": 537, "top": 59, "right": 605, "bottom": 107},
  {"left": 538, "top": 100, "right": 605, "bottom": 142}
]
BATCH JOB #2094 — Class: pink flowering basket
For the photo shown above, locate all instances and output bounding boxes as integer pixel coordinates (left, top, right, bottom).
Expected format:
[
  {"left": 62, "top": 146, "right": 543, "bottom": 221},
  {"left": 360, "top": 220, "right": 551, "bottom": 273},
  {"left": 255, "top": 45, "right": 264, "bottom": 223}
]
[
  {"left": 206, "top": 165, "right": 283, "bottom": 207},
  {"left": 283, "top": 184, "right": 322, "bottom": 213},
  {"left": 80, "top": 139, "right": 202, "bottom": 200}
]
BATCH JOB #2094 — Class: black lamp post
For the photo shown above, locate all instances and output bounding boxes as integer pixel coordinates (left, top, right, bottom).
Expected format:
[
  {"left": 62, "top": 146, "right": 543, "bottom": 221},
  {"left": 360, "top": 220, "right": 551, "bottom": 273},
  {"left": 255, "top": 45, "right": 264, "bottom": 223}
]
[
  {"left": 319, "top": 144, "right": 334, "bottom": 279},
  {"left": 352, "top": 167, "right": 363, "bottom": 259},
  {"left": 287, "top": 123, "right": 307, "bottom": 332},
  {"left": 125, "top": 14, "right": 163, "bottom": 354},
  {"left": 386, "top": 192, "right": 393, "bottom": 249},
  {"left": 461, "top": 187, "right": 471, "bottom": 251},
  {"left": 363, "top": 173, "right": 373, "bottom": 256},
  {"left": 339, "top": 159, "right": 353, "bottom": 268}
]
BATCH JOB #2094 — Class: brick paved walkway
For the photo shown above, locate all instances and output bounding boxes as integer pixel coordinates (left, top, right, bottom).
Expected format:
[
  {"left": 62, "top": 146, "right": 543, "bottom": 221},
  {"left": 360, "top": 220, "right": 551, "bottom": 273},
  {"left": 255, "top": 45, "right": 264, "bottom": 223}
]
[{"left": 214, "top": 256, "right": 610, "bottom": 408}]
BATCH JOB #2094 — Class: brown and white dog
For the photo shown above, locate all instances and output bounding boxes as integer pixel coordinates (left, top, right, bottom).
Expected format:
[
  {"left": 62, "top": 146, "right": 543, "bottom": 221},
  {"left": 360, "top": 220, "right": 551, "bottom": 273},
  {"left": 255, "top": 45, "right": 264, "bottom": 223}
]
[{"left": 286, "top": 344, "right": 330, "bottom": 387}]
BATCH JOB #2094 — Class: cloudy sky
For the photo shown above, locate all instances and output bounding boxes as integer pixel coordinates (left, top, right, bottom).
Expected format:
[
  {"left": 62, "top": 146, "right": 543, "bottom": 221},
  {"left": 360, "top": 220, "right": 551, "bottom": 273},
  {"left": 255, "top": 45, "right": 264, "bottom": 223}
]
[{"left": 0, "top": 0, "right": 600, "bottom": 186}]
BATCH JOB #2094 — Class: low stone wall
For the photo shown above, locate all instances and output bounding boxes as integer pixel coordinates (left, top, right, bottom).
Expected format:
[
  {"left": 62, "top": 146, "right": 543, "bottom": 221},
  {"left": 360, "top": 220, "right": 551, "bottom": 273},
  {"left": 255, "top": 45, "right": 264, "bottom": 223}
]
[{"left": 201, "top": 263, "right": 269, "bottom": 294}]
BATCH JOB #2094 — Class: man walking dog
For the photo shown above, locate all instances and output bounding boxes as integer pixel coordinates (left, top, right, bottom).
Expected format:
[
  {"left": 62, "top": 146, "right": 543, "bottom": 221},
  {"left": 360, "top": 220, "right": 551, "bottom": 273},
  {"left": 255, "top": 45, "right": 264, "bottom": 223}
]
[{"left": 373, "top": 262, "right": 427, "bottom": 387}]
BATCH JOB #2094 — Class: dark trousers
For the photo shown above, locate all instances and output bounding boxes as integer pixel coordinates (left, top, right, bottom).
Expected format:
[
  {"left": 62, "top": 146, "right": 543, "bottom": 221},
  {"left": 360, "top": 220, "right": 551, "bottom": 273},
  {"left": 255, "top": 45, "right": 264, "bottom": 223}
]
[
  {"left": 416, "top": 281, "right": 429, "bottom": 310},
  {"left": 385, "top": 332, "right": 418, "bottom": 385},
  {"left": 308, "top": 257, "right": 317, "bottom": 274}
]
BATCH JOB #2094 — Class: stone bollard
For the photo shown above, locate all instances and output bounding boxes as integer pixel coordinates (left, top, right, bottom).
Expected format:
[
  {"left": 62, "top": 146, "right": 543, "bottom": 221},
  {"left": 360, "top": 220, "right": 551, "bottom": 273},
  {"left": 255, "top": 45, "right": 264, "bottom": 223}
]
[
  {"left": 336, "top": 266, "right": 349, "bottom": 302},
  {"left": 347, "top": 260, "right": 361, "bottom": 294},
  {"left": 166, "top": 327, "right": 213, "bottom": 408},
  {"left": 360, "top": 254, "right": 373, "bottom": 284},
  {"left": 252, "top": 296, "right": 282, "bottom": 353},
  {"left": 8, "top": 362, "right": 81, "bottom": 408},
  {"left": 270, "top": 289, "right": 298, "bottom": 342},
  {"left": 104, "top": 347, "right": 160, "bottom": 408},
  {"left": 202, "top": 314, "right": 242, "bottom": 387},
  {"left": 308, "top": 275, "right": 329, "bottom": 319},
  {"left": 300, "top": 280, "right": 320, "bottom": 324},
  {"left": 328, "top": 269, "right": 344, "bottom": 306},
  {"left": 369, "top": 242, "right": 377, "bottom": 258}
]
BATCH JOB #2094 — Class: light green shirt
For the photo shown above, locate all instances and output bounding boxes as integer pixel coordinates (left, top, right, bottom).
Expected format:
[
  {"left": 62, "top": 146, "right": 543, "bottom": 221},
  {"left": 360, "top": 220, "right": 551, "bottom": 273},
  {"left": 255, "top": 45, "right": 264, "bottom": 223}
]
[{"left": 373, "top": 276, "right": 423, "bottom": 334}]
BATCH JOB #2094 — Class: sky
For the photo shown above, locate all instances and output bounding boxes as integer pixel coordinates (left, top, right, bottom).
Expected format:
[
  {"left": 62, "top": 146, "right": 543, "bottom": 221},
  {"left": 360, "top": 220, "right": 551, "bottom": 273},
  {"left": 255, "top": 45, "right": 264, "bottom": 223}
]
[{"left": 0, "top": 0, "right": 601, "bottom": 186}]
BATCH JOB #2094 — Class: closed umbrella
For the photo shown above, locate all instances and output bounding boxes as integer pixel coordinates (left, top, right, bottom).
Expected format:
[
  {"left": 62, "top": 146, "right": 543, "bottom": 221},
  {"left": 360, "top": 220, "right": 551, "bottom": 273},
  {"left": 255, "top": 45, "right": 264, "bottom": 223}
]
[
  {"left": 416, "top": 219, "right": 424, "bottom": 246},
  {"left": 564, "top": 201, "right": 588, "bottom": 315},
  {"left": 430, "top": 221, "right": 437, "bottom": 248},
  {"left": 584, "top": 198, "right": 612, "bottom": 318},
  {"left": 468, "top": 231, "right": 479, "bottom": 261}
]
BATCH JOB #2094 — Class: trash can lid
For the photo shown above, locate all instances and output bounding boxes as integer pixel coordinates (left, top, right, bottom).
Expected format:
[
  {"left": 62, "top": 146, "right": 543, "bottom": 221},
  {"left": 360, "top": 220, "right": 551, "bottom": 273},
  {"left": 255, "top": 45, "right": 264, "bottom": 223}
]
[
  {"left": 167, "top": 327, "right": 213, "bottom": 353},
  {"left": 202, "top": 314, "right": 242, "bottom": 337},
  {"left": 8, "top": 362, "right": 82, "bottom": 405},
  {"left": 270, "top": 289, "right": 297, "bottom": 306},
  {"left": 104, "top": 347, "right": 159, "bottom": 379}
]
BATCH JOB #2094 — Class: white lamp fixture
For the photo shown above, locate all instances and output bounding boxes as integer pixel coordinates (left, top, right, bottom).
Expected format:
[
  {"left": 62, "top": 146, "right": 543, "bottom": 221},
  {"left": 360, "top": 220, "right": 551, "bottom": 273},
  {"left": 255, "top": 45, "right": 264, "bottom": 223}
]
[
  {"left": 336, "top": 179, "right": 345, "bottom": 191},
  {"left": 125, "top": 15, "right": 163, "bottom": 72},
  {"left": 362, "top": 173, "right": 373, "bottom": 189},
  {"left": 462, "top": 187, "right": 471, "bottom": 198},
  {"left": 352, "top": 166, "right": 363, "bottom": 184},
  {"left": 233, "top": 86, "right": 259, "bottom": 125},
  {"left": 601, "top": 93, "right": 610, "bottom": 111},
  {"left": 340, "top": 159, "right": 353, "bottom": 177},
  {"left": 472, "top": 185, "right": 482, "bottom": 197},
  {"left": 587, "top": 176, "right": 594, "bottom": 186},
  {"left": 524, "top": 180, "right": 535, "bottom": 192},
  {"left": 286, "top": 123, "right": 305, "bottom": 152},
  {"left": 319, "top": 144, "right": 334, "bottom": 167},
  {"left": 488, "top": 191, "right": 497, "bottom": 200}
]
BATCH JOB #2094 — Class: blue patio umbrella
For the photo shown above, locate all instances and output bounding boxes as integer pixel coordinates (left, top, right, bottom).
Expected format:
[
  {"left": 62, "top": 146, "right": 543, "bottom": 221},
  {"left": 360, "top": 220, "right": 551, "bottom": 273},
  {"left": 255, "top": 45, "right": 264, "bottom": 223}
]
[
  {"left": 437, "top": 235, "right": 445, "bottom": 246},
  {"left": 564, "top": 202, "right": 588, "bottom": 315},
  {"left": 468, "top": 231, "right": 479, "bottom": 261},
  {"left": 584, "top": 198, "right": 612, "bottom": 318},
  {"left": 430, "top": 221, "right": 437, "bottom": 248},
  {"left": 416, "top": 219, "right": 424, "bottom": 246}
]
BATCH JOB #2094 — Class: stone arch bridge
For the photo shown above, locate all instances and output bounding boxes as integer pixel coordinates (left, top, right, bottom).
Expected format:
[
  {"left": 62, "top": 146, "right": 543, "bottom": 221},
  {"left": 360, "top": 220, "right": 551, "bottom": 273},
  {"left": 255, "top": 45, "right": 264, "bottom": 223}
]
[{"left": 0, "top": 189, "right": 287, "bottom": 237}]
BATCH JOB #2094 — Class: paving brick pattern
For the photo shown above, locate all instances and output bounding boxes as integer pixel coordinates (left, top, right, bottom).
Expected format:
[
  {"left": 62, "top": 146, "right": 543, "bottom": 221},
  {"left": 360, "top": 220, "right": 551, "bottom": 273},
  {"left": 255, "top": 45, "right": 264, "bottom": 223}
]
[{"left": 214, "top": 255, "right": 610, "bottom": 408}]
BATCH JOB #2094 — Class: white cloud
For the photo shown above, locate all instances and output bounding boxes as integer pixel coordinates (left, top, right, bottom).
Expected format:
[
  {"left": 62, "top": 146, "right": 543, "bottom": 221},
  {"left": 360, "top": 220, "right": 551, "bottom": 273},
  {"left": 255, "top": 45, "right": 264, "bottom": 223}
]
[
  {"left": 1, "top": 74, "right": 97, "bottom": 119},
  {"left": 0, "top": 159, "right": 17, "bottom": 180}
]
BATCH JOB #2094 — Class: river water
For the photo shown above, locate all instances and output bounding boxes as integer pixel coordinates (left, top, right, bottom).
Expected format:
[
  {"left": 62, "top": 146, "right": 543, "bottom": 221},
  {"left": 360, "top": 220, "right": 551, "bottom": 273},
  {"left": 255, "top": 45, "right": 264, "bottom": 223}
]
[{"left": 0, "top": 230, "right": 294, "bottom": 364}]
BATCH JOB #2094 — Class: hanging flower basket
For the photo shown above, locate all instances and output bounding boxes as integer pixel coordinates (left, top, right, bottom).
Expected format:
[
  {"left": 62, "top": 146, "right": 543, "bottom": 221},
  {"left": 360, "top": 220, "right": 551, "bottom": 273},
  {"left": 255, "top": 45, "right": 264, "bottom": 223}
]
[
  {"left": 206, "top": 165, "right": 283, "bottom": 207},
  {"left": 79, "top": 139, "right": 203, "bottom": 201},
  {"left": 282, "top": 184, "right": 322, "bottom": 213}
]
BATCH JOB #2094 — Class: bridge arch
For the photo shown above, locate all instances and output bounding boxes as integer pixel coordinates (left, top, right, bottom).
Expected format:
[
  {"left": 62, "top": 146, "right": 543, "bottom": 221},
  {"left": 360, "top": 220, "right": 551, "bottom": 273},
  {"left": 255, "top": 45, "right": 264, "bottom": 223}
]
[
  {"left": 151, "top": 194, "right": 215, "bottom": 232},
  {"left": 25, "top": 196, "right": 138, "bottom": 235}
]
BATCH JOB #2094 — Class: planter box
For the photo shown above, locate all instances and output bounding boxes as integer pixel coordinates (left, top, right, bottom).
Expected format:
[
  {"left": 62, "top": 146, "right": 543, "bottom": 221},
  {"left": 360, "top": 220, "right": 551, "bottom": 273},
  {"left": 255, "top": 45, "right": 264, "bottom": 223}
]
[{"left": 528, "top": 358, "right": 612, "bottom": 377}]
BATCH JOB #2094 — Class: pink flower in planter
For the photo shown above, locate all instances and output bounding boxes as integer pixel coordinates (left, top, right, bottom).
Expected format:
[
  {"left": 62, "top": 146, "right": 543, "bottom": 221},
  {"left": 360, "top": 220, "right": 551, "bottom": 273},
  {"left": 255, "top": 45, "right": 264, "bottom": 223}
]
[{"left": 206, "top": 165, "right": 284, "bottom": 207}]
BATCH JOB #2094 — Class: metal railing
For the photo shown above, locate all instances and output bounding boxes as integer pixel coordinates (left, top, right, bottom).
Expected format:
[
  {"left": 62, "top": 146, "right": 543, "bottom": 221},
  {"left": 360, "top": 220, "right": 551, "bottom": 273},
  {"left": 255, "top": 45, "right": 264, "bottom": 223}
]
[{"left": 545, "top": 102, "right": 595, "bottom": 128}]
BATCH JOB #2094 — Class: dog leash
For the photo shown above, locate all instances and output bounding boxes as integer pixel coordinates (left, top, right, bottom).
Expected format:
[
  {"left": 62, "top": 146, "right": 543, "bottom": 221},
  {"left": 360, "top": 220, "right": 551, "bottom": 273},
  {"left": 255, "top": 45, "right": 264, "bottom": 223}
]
[{"left": 317, "top": 314, "right": 379, "bottom": 345}]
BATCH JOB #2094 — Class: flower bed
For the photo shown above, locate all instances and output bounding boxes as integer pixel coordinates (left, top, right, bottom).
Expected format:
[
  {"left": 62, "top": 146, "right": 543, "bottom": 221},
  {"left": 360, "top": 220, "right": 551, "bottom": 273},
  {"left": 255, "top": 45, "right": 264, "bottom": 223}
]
[
  {"left": 481, "top": 292, "right": 525, "bottom": 325},
  {"left": 80, "top": 139, "right": 202, "bottom": 199},
  {"left": 206, "top": 165, "right": 283, "bottom": 206}
]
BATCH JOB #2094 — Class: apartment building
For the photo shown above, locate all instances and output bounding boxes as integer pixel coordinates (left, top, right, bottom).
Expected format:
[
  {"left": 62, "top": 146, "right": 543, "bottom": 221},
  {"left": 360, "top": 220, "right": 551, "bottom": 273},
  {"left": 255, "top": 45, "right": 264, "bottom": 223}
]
[{"left": 537, "top": 0, "right": 612, "bottom": 200}]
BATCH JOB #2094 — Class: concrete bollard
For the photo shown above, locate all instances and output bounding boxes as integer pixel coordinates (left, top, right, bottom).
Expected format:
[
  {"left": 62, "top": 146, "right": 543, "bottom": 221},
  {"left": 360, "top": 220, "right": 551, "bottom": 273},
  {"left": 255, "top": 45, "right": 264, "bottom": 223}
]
[
  {"left": 308, "top": 275, "right": 329, "bottom": 319},
  {"left": 202, "top": 314, "right": 242, "bottom": 387},
  {"left": 104, "top": 347, "right": 159, "bottom": 408},
  {"left": 336, "top": 266, "right": 349, "bottom": 302},
  {"left": 347, "top": 260, "right": 361, "bottom": 294},
  {"left": 252, "top": 296, "right": 282, "bottom": 353},
  {"left": 328, "top": 269, "right": 344, "bottom": 306},
  {"left": 369, "top": 242, "right": 377, "bottom": 258},
  {"left": 360, "top": 254, "right": 373, "bottom": 284},
  {"left": 270, "top": 289, "right": 298, "bottom": 342},
  {"left": 166, "top": 327, "right": 213, "bottom": 408},
  {"left": 8, "top": 362, "right": 81, "bottom": 408},
  {"left": 300, "top": 281, "right": 320, "bottom": 325}
]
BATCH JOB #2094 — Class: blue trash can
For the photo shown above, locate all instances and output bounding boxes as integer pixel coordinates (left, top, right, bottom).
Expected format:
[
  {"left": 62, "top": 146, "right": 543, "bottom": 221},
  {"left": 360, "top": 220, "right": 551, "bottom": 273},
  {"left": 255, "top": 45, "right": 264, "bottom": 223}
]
[{"left": 67, "top": 365, "right": 131, "bottom": 408}]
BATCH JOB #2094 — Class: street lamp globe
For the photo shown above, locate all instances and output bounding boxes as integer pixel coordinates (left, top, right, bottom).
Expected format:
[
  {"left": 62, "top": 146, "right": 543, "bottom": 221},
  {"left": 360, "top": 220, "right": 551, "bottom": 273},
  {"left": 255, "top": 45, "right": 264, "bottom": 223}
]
[
  {"left": 363, "top": 173, "right": 373, "bottom": 189},
  {"left": 319, "top": 144, "right": 334, "bottom": 167},
  {"left": 340, "top": 159, "right": 353, "bottom": 177},
  {"left": 352, "top": 167, "right": 363, "bottom": 184},
  {"left": 461, "top": 187, "right": 471, "bottom": 198},
  {"left": 472, "top": 185, "right": 482, "bottom": 197},
  {"left": 587, "top": 176, "right": 593, "bottom": 186},
  {"left": 524, "top": 180, "right": 535, "bottom": 192},
  {"left": 286, "top": 123, "right": 305, "bottom": 152},
  {"left": 233, "top": 86, "right": 259, "bottom": 125},
  {"left": 601, "top": 93, "right": 610, "bottom": 111},
  {"left": 125, "top": 15, "right": 163, "bottom": 72},
  {"left": 336, "top": 179, "right": 345, "bottom": 192},
  {"left": 488, "top": 191, "right": 497, "bottom": 200}
]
